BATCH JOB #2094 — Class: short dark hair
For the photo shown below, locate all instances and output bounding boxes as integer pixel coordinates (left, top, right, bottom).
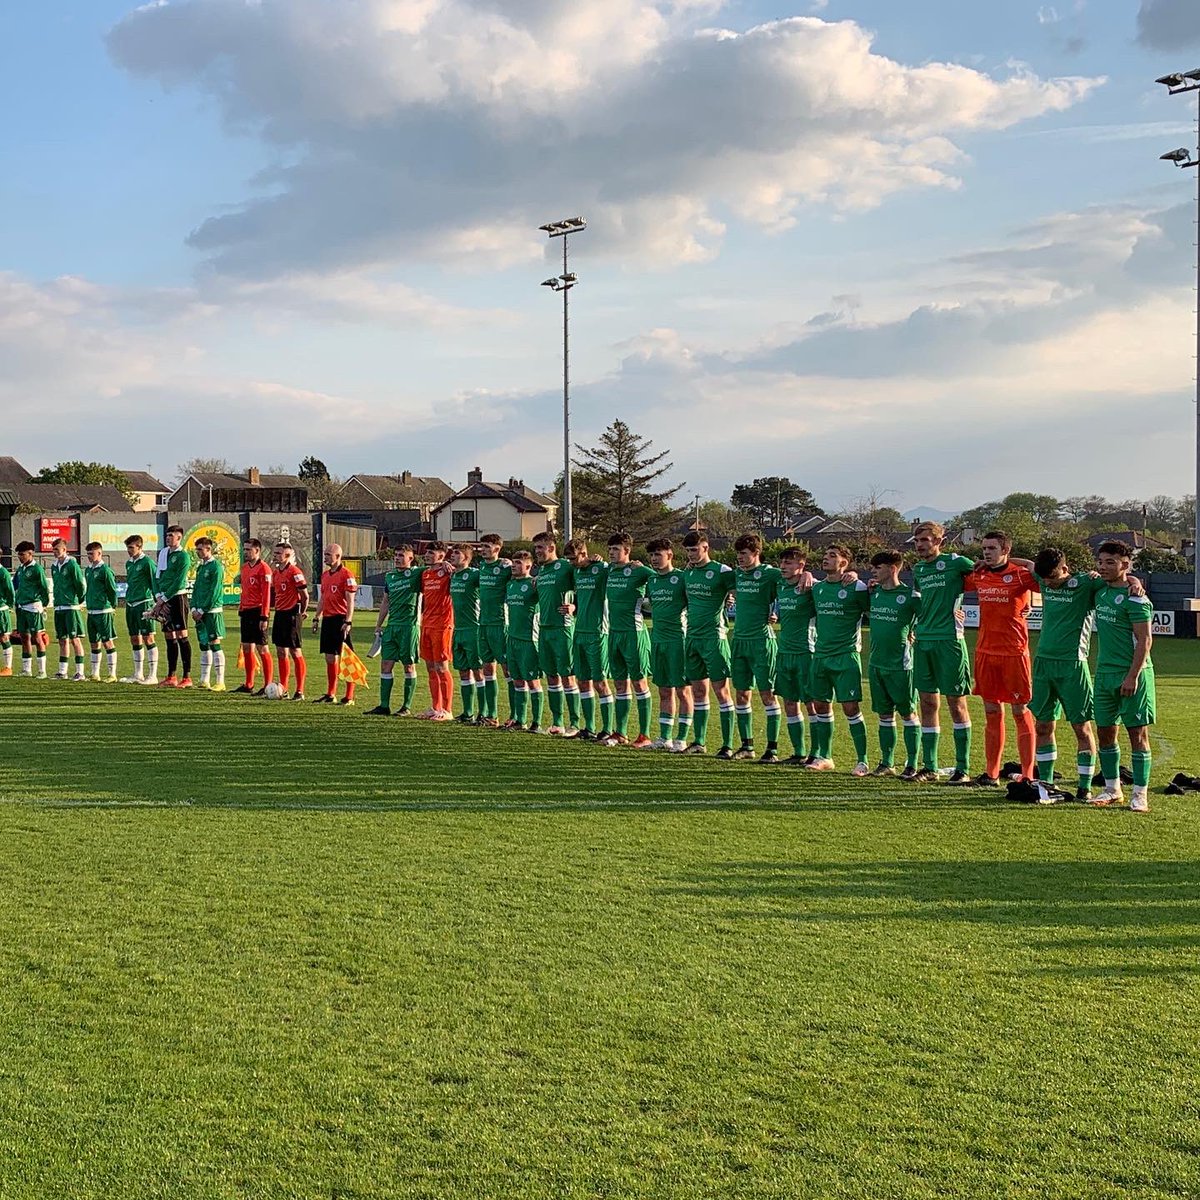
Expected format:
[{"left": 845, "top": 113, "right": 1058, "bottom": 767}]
[
  {"left": 245, "top": 537, "right": 262, "bottom": 550},
  {"left": 394, "top": 543, "right": 414, "bottom": 554},
  {"left": 1097, "top": 540, "right": 1133, "bottom": 560},
  {"left": 480, "top": 533, "right": 503, "bottom": 547},
  {"left": 1034, "top": 547, "right": 1065, "bottom": 576},
  {"left": 870, "top": 549, "right": 903, "bottom": 567},
  {"left": 15, "top": 541, "right": 35, "bottom": 554},
  {"left": 195, "top": 536, "right": 213, "bottom": 549},
  {"left": 511, "top": 549, "right": 532, "bottom": 563},
  {"left": 275, "top": 541, "right": 292, "bottom": 551},
  {"left": 826, "top": 544, "right": 852, "bottom": 561},
  {"left": 124, "top": 535, "right": 143, "bottom": 549},
  {"left": 51, "top": 538, "right": 66, "bottom": 550},
  {"left": 532, "top": 531, "right": 555, "bottom": 546},
  {"left": 607, "top": 532, "right": 633, "bottom": 549},
  {"left": 982, "top": 529, "right": 1013, "bottom": 552},
  {"left": 779, "top": 545, "right": 807, "bottom": 564},
  {"left": 734, "top": 533, "right": 762, "bottom": 554},
  {"left": 682, "top": 531, "right": 707, "bottom": 549},
  {"left": 166, "top": 524, "right": 184, "bottom": 535},
  {"left": 646, "top": 537, "right": 673, "bottom": 554},
  {"left": 427, "top": 541, "right": 447, "bottom": 552},
  {"left": 85, "top": 542, "right": 102, "bottom": 553},
  {"left": 565, "top": 538, "right": 588, "bottom": 555},
  {"left": 455, "top": 544, "right": 474, "bottom": 560}
]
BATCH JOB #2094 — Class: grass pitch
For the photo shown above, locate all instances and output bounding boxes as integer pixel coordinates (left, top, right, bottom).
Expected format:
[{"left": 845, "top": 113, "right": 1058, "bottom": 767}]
[{"left": 1, "top": 624, "right": 1199, "bottom": 1198}]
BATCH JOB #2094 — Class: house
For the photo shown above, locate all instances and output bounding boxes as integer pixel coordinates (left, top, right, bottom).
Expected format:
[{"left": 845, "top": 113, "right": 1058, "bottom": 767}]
[
  {"left": 12, "top": 483, "right": 134, "bottom": 513},
  {"left": 333, "top": 472, "right": 453, "bottom": 524},
  {"left": 120, "top": 470, "right": 170, "bottom": 513},
  {"left": 431, "top": 468, "right": 556, "bottom": 543},
  {"left": 0, "top": 456, "right": 32, "bottom": 491},
  {"left": 169, "top": 467, "right": 308, "bottom": 514},
  {"left": 1084, "top": 531, "right": 1173, "bottom": 554}
]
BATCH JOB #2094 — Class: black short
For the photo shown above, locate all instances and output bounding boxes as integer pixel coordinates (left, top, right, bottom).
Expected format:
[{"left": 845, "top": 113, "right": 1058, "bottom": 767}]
[
  {"left": 272, "top": 608, "right": 304, "bottom": 650},
  {"left": 164, "top": 595, "right": 189, "bottom": 633},
  {"left": 319, "top": 615, "right": 352, "bottom": 657},
  {"left": 240, "top": 607, "right": 269, "bottom": 646}
]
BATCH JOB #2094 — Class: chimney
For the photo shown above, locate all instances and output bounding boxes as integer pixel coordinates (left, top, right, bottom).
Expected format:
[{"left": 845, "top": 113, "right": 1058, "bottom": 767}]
[
  {"left": 508, "top": 477, "right": 519, "bottom": 490},
  {"left": 248, "top": 466, "right": 261, "bottom": 486},
  {"left": 401, "top": 470, "right": 413, "bottom": 486},
  {"left": 468, "top": 466, "right": 483, "bottom": 486}
]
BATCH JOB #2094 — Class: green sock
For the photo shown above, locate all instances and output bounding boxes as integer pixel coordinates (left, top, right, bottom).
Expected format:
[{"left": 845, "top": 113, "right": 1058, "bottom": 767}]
[
  {"left": 659, "top": 711, "right": 674, "bottom": 740},
  {"left": 599, "top": 696, "right": 614, "bottom": 735},
  {"left": 59, "top": 655, "right": 68, "bottom": 671},
  {"left": 548, "top": 687, "right": 563, "bottom": 727},
  {"left": 765, "top": 706, "right": 781, "bottom": 748},
  {"left": 507, "top": 679, "right": 516, "bottom": 717},
  {"left": 693, "top": 704, "right": 710, "bottom": 746},
  {"left": 461, "top": 682, "right": 474, "bottom": 719},
  {"left": 580, "top": 691, "right": 595, "bottom": 733},
  {"left": 922, "top": 726, "right": 940, "bottom": 771},
  {"left": 380, "top": 674, "right": 394, "bottom": 709},
  {"left": 848, "top": 716, "right": 868, "bottom": 763},
  {"left": 1099, "top": 745, "right": 1120, "bottom": 785},
  {"left": 719, "top": 705, "right": 734, "bottom": 751},
  {"left": 615, "top": 693, "right": 631, "bottom": 736},
  {"left": 484, "top": 677, "right": 497, "bottom": 718},
  {"left": 1131, "top": 749, "right": 1151, "bottom": 788},
  {"left": 953, "top": 723, "right": 971, "bottom": 773},
  {"left": 513, "top": 686, "right": 528, "bottom": 725},
  {"left": 1035, "top": 742, "right": 1056, "bottom": 782},
  {"left": 74, "top": 655, "right": 84, "bottom": 669},
  {"left": 736, "top": 707, "right": 752, "bottom": 744},
  {"left": 820, "top": 716, "right": 835, "bottom": 759},
  {"left": 1077, "top": 751, "right": 1095, "bottom": 791},
  {"left": 878, "top": 719, "right": 897, "bottom": 766},
  {"left": 565, "top": 688, "right": 580, "bottom": 728},
  {"left": 530, "top": 689, "right": 544, "bottom": 727},
  {"left": 635, "top": 691, "right": 652, "bottom": 737},
  {"left": 903, "top": 721, "right": 920, "bottom": 769},
  {"left": 676, "top": 714, "right": 692, "bottom": 744},
  {"left": 787, "top": 716, "right": 806, "bottom": 757},
  {"left": 403, "top": 673, "right": 416, "bottom": 710}
]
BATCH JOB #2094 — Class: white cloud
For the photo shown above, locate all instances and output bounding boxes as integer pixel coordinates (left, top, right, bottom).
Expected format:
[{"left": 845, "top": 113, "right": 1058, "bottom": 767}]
[{"left": 107, "top": 2, "right": 1103, "bottom": 276}]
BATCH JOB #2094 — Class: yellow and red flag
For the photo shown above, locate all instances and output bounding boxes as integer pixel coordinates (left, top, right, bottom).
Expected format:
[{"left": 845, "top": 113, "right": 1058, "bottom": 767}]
[{"left": 339, "top": 645, "right": 369, "bottom": 688}]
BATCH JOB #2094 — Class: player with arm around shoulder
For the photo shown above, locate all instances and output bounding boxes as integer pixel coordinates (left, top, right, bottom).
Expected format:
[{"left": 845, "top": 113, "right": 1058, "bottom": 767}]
[
  {"left": 190, "top": 537, "right": 227, "bottom": 691},
  {"left": 83, "top": 542, "right": 119, "bottom": 683}
]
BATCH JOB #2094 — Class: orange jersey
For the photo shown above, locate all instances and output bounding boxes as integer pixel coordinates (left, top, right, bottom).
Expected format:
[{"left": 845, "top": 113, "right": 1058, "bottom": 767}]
[
  {"left": 273, "top": 562, "right": 307, "bottom": 612},
  {"left": 319, "top": 564, "right": 357, "bottom": 617},
  {"left": 420, "top": 564, "right": 454, "bottom": 629},
  {"left": 239, "top": 560, "right": 272, "bottom": 612},
  {"left": 970, "top": 563, "right": 1036, "bottom": 656}
]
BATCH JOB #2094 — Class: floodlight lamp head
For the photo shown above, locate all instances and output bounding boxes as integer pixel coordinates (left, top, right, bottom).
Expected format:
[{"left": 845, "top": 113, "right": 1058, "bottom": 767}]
[
  {"left": 1184, "top": 68, "right": 1200, "bottom": 80},
  {"left": 541, "top": 277, "right": 560, "bottom": 288},
  {"left": 539, "top": 216, "right": 587, "bottom": 238},
  {"left": 1161, "top": 147, "right": 1192, "bottom": 163},
  {"left": 1156, "top": 73, "right": 1186, "bottom": 88}
]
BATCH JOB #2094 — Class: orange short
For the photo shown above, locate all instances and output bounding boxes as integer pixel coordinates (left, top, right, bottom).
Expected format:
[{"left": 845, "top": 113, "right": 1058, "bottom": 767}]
[
  {"left": 419, "top": 625, "right": 453, "bottom": 664},
  {"left": 973, "top": 652, "right": 1032, "bottom": 705}
]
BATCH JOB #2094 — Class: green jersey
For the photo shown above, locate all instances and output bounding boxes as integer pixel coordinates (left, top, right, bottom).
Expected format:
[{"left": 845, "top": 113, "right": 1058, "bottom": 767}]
[
  {"left": 605, "top": 563, "right": 654, "bottom": 633},
  {"left": 383, "top": 567, "right": 424, "bottom": 626},
  {"left": 647, "top": 570, "right": 687, "bottom": 642},
  {"left": 124, "top": 554, "right": 157, "bottom": 609},
  {"left": 477, "top": 560, "right": 512, "bottom": 624},
  {"left": 0, "top": 565, "right": 13, "bottom": 610},
  {"left": 534, "top": 557, "right": 574, "bottom": 630},
  {"left": 158, "top": 547, "right": 192, "bottom": 598},
  {"left": 191, "top": 559, "right": 224, "bottom": 612},
  {"left": 14, "top": 562, "right": 48, "bottom": 607},
  {"left": 912, "top": 553, "right": 974, "bottom": 642},
  {"left": 572, "top": 560, "right": 609, "bottom": 635},
  {"left": 776, "top": 584, "right": 815, "bottom": 654},
  {"left": 505, "top": 576, "right": 539, "bottom": 641},
  {"left": 51, "top": 556, "right": 85, "bottom": 607},
  {"left": 733, "top": 564, "right": 782, "bottom": 640},
  {"left": 84, "top": 562, "right": 118, "bottom": 613},
  {"left": 682, "top": 562, "right": 735, "bottom": 638},
  {"left": 1034, "top": 572, "right": 1104, "bottom": 662},
  {"left": 868, "top": 584, "right": 921, "bottom": 671},
  {"left": 1094, "top": 584, "right": 1154, "bottom": 674},
  {"left": 449, "top": 567, "right": 480, "bottom": 629},
  {"left": 811, "top": 578, "right": 871, "bottom": 656}
]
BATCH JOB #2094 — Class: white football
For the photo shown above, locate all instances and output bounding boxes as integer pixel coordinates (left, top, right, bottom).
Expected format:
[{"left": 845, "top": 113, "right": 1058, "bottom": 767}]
[{"left": 264, "top": 682, "right": 286, "bottom": 700}]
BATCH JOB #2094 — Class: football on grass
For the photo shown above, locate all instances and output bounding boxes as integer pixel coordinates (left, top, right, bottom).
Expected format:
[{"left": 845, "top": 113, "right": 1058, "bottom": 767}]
[{"left": 264, "top": 682, "right": 286, "bottom": 700}]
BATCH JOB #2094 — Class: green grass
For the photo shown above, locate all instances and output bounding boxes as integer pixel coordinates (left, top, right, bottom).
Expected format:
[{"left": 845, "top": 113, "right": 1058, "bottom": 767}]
[{"left": 1, "top": 622, "right": 1199, "bottom": 1198}]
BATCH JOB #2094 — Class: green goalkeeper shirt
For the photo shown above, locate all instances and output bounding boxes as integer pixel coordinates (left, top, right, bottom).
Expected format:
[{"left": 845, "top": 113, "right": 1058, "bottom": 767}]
[
  {"left": 505, "top": 577, "right": 539, "bottom": 641},
  {"left": 14, "top": 562, "right": 49, "bottom": 608},
  {"left": 682, "top": 562, "right": 735, "bottom": 639},
  {"left": 647, "top": 570, "right": 687, "bottom": 642},
  {"left": 811, "top": 578, "right": 871, "bottom": 657},
  {"left": 124, "top": 555, "right": 157, "bottom": 609},
  {"left": 534, "top": 557, "right": 574, "bottom": 631},
  {"left": 450, "top": 567, "right": 480, "bottom": 630},
  {"left": 1094, "top": 585, "right": 1154, "bottom": 674},
  {"left": 572, "top": 561, "right": 609, "bottom": 636},
  {"left": 190, "top": 559, "right": 224, "bottom": 613},
  {"left": 868, "top": 584, "right": 920, "bottom": 671},
  {"left": 1034, "top": 572, "right": 1104, "bottom": 662},
  {"left": 733, "top": 564, "right": 782, "bottom": 641},
  {"left": 912, "top": 553, "right": 974, "bottom": 642},
  {"left": 477, "top": 560, "right": 512, "bottom": 625},
  {"left": 605, "top": 563, "right": 654, "bottom": 633},
  {"left": 51, "top": 557, "right": 85, "bottom": 607},
  {"left": 84, "top": 562, "right": 118, "bottom": 613},
  {"left": 158, "top": 547, "right": 192, "bottom": 598}
]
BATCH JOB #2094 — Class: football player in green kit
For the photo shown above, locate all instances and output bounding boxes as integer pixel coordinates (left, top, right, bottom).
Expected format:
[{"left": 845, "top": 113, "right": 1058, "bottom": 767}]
[
  {"left": 681, "top": 531, "right": 737, "bottom": 757},
  {"left": 505, "top": 551, "right": 544, "bottom": 731},
  {"left": 368, "top": 545, "right": 423, "bottom": 717},
  {"left": 775, "top": 548, "right": 818, "bottom": 765},
  {"left": 531, "top": 532, "right": 580, "bottom": 736},
  {"left": 601, "top": 532, "right": 655, "bottom": 748},
  {"left": 157, "top": 524, "right": 194, "bottom": 688},
  {"left": 122, "top": 534, "right": 159, "bottom": 684},
  {"left": 866, "top": 550, "right": 921, "bottom": 778},
  {"left": 13, "top": 541, "right": 49, "bottom": 678},
  {"left": 83, "top": 541, "right": 119, "bottom": 682},
  {"left": 565, "top": 539, "right": 613, "bottom": 742},
  {"left": 0, "top": 558, "right": 14, "bottom": 675},
  {"left": 730, "top": 533, "right": 784, "bottom": 763},
  {"left": 49, "top": 537, "right": 86, "bottom": 680},
  {"left": 646, "top": 538, "right": 691, "bottom": 751},
  {"left": 448, "top": 545, "right": 483, "bottom": 723},
  {"left": 476, "top": 533, "right": 513, "bottom": 727},
  {"left": 190, "top": 537, "right": 228, "bottom": 691}
]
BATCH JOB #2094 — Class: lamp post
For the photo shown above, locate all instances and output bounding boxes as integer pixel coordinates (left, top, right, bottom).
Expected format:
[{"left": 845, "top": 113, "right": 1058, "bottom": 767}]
[
  {"left": 1156, "top": 69, "right": 1200, "bottom": 600},
  {"left": 539, "top": 217, "right": 586, "bottom": 541}
]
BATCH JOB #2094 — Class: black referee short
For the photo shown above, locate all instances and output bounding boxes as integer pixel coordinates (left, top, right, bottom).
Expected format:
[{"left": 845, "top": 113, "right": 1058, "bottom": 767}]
[
  {"left": 319, "top": 615, "right": 352, "bottom": 657},
  {"left": 239, "top": 607, "right": 268, "bottom": 646},
  {"left": 272, "top": 607, "right": 304, "bottom": 650},
  {"left": 164, "top": 595, "right": 189, "bottom": 633}
]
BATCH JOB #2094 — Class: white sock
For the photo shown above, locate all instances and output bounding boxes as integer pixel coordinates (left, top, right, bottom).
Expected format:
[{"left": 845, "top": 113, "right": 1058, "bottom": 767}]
[
  {"left": 90, "top": 652, "right": 101, "bottom": 677},
  {"left": 106, "top": 650, "right": 117, "bottom": 675},
  {"left": 147, "top": 645, "right": 159, "bottom": 678},
  {"left": 200, "top": 649, "right": 212, "bottom": 685},
  {"left": 2, "top": 644, "right": 11, "bottom": 669},
  {"left": 22, "top": 656, "right": 32, "bottom": 676},
  {"left": 214, "top": 649, "right": 225, "bottom": 685},
  {"left": 132, "top": 647, "right": 143, "bottom": 677}
]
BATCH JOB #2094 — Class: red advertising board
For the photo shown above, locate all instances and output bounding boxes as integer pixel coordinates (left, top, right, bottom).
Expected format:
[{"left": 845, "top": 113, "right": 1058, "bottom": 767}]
[{"left": 39, "top": 516, "right": 78, "bottom": 553}]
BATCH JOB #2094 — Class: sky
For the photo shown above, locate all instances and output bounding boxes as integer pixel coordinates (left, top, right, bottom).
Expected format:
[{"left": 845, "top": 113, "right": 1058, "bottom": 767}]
[{"left": 1, "top": 0, "right": 1199, "bottom": 516}]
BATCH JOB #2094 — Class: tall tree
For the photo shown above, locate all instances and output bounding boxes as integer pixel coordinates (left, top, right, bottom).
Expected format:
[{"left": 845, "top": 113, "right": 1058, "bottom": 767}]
[
  {"left": 838, "top": 488, "right": 908, "bottom": 543},
  {"left": 571, "top": 420, "right": 687, "bottom": 540},
  {"left": 33, "top": 461, "right": 135, "bottom": 505},
  {"left": 696, "top": 499, "right": 742, "bottom": 537},
  {"left": 730, "top": 477, "right": 823, "bottom": 529},
  {"left": 177, "top": 456, "right": 234, "bottom": 482},
  {"left": 997, "top": 492, "right": 1062, "bottom": 525},
  {"left": 298, "top": 456, "right": 330, "bottom": 481}
]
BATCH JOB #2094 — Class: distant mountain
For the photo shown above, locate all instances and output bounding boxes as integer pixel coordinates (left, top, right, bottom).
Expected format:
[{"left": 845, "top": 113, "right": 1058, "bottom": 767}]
[{"left": 903, "top": 506, "right": 959, "bottom": 524}]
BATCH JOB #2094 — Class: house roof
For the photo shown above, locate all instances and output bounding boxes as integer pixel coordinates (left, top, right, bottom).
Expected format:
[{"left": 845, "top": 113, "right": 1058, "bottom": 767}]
[
  {"left": 120, "top": 470, "right": 168, "bottom": 492},
  {"left": 433, "top": 480, "right": 551, "bottom": 515},
  {"left": 176, "top": 471, "right": 304, "bottom": 490},
  {"left": 0, "top": 488, "right": 16, "bottom": 509},
  {"left": 341, "top": 474, "right": 453, "bottom": 504},
  {"left": 0, "top": 456, "right": 32, "bottom": 490},
  {"left": 14, "top": 483, "right": 134, "bottom": 512},
  {"left": 1084, "top": 531, "right": 1172, "bottom": 551}
]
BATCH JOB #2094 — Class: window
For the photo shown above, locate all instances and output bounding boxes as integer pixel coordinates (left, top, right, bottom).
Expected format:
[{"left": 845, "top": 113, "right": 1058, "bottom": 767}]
[{"left": 452, "top": 510, "right": 476, "bottom": 532}]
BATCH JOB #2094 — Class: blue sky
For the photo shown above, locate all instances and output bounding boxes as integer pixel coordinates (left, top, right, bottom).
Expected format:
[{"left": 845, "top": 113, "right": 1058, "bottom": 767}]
[{"left": 2, "top": 0, "right": 1198, "bottom": 515}]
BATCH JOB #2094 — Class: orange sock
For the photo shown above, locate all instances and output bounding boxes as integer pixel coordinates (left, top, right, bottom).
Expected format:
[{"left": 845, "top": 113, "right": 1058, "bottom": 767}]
[
  {"left": 245, "top": 653, "right": 256, "bottom": 689},
  {"left": 985, "top": 710, "right": 1005, "bottom": 779},
  {"left": 440, "top": 671, "right": 453, "bottom": 712},
  {"left": 262, "top": 650, "right": 274, "bottom": 686},
  {"left": 325, "top": 659, "right": 338, "bottom": 695},
  {"left": 1016, "top": 708, "right": 1037, "bottom": 780},
  {"left": 295, "top": 655, "right": 307, "bottom": 694},
  {"left": 278, "top": 654, "right": 291, "bottom": 690},
  {"left": 344, "top": 681, "right": 356, "bottom": 702},
  {"left": 428, "top": 670, "right": 441, "bottom": 710}
]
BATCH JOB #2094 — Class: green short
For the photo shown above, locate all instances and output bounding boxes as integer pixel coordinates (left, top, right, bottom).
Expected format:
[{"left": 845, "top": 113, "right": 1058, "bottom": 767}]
[
  {"left": 17, "top": 609, "right": 44, "bottom": 636},
  {"left": 53, "top": 607, "right": 85, "bottom": 641},
  {"left": 810, "top": 652, "right": 864, "bottom": 704},
  {"left": 195, "top": 611, "right": 226, "bottom": 649},
  {"left": 125, "top": 604, "right": 155, "bottom": 639},
  {"left": 914, "top": 639, "right": 972, "bottom": 697},
  {"left": 1030, "top": 658, "right": 1094, "bottom": 725},
  {"left": 381, "top": 622, "right": 419, "bottom": 666},
  {"left": 508, "top": 637, "right": 541, "bottom": 683},
  {"left": 730, "top": 636, "right": 777, "bottom": 693},
  {"left": 0, "top": 608, "right": 11, "bottom": 637},
  {"left": 609, "top": 629, "right": 651, "bottom": 682},
  {"left": 651, "top": 638, "right": 687, "bottom": 689},
  {"left": 685, "top": 634, "right": 731, "bottom": 684},
  {"left": 775, "top": 651, "right": 812, "bottom": 704},
  {"left": 537, "top": 627, "right": 574, "bottom": 678},
  {"left": 1094, "top": 666, "right": 1156, "bottom": 729},
  {"left": 868, "top": 664, "right": 917, "bottom": 717},
  {"left": 479, "top": 623, "right": 507, "bottom": 668},
  {"left": 87, "top": 613, "right": 117, "bottom": 645},
  {"left": 452, "top": 629, "right": 482, "bottom": 672},
  {"left": 575, "top": 633, "right": 610, "bottom": 684}
]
